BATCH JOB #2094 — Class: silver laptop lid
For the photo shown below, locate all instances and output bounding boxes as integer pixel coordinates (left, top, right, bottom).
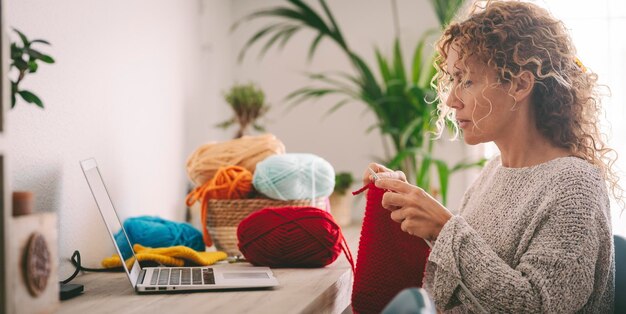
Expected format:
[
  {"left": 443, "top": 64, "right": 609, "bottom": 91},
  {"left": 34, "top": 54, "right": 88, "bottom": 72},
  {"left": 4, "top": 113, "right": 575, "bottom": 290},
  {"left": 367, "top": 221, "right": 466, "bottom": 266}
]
[{"left": 80, "top": 158, "right": 142, "bottom": 287}]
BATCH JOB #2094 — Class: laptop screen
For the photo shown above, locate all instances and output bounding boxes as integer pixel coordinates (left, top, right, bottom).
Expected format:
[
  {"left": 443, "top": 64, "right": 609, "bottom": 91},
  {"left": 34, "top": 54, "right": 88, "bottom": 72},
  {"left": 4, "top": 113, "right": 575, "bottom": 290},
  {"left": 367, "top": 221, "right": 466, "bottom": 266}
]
[{"left": 80, "top": 158, "right": 141, "bottom": 286}]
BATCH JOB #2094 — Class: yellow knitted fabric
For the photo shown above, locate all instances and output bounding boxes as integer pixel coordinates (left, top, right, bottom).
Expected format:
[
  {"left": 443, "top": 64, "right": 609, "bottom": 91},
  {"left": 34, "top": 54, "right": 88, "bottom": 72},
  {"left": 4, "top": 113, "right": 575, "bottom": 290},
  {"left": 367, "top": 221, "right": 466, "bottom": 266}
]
[{"left": 102, "top": 244, "right": 228, "bottom": 270}]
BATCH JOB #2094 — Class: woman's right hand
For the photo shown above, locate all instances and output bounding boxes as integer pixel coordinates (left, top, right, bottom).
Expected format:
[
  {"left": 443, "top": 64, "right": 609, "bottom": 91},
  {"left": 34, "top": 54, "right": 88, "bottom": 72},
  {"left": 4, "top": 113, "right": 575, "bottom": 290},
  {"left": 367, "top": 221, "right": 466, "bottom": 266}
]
[{"left": 362, "top": 162, "right": 407, "bottom": 186}]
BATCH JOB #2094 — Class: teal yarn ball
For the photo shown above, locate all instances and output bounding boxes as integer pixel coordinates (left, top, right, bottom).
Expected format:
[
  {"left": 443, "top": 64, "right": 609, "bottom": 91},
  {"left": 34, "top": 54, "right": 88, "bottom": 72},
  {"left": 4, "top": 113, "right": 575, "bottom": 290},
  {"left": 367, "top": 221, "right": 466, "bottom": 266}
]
[
  {"left": 114, "top": 216, "right": 204, "bottom": 260},
  {"left": 253, "top": 153, "right": 335, "bottom": 200}
]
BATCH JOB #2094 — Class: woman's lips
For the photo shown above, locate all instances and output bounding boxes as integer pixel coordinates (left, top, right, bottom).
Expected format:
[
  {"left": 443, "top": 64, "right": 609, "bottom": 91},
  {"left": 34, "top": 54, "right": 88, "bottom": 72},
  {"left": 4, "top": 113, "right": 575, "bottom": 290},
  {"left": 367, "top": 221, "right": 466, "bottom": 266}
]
[{"left": 457, "top": 119, "right": 471, "bottom": 129}]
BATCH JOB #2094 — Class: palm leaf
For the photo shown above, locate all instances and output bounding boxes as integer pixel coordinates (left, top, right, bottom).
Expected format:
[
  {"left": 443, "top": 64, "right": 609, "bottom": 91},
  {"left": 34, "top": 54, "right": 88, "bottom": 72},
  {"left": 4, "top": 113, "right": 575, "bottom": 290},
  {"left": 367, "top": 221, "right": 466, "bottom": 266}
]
[
  {"left": 307, "top": 33, "right": 325, "bottom": 62},
  {"left": 387, "top": 147, "right": 420, "bottom": 170},
  {"left": 318, "top": 0, "right": 348, "bottom": 49},
  {"left": 416, "top": 154, "right": 432, "bottom": 189},
  {"left": 399, "top": 117, "right": 424, "bottom": 150},
  {"left": 258, "top": 25, "right": 301, "bottom": 59},
  {"left": 375, "top": 48, "right": 392, "bottom": 85},
  {"left": 392, "top": 38, "right": 407, "bottom": 86},
  {"left": 429, "top": 0, "right": 465, "bottom": 27},
  {"left": 288, "top": 0, "right": 333, "bottom": 34},
  {"left": 238, "top": 23, "right": 290, "bottom": 62},
  {"left": 323, "top": 98, "right": 352, "bottom": 118},
  {"left": 433, "top": 159, "right": 450, "bottom": 204},
  {"left": 450, "top": 158, "right": 488, "bottom": 173}
]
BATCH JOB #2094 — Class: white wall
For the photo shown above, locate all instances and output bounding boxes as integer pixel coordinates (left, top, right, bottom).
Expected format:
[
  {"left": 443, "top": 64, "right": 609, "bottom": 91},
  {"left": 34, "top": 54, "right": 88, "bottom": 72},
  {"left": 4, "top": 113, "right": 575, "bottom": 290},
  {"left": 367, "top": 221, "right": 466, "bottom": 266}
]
[
  {"left": 7, "top": 0, "right": 204, "bottom": 277},
  {"left": 227, "top": 0, "right": 473, "bottom": 219},
  {"left": 5, "top": 0, "right": 477, "bottom": 279}
]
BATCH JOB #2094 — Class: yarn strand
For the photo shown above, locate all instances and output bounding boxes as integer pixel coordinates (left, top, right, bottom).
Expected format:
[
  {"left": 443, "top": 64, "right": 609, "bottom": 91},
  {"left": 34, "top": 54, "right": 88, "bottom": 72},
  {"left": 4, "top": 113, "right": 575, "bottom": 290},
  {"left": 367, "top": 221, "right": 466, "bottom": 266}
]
[
  {"left": 185, "top": 181, "right": 214, "bottom": 247},
  {"left": 186, "top": 165, "right": 253, "bottom": 247}
]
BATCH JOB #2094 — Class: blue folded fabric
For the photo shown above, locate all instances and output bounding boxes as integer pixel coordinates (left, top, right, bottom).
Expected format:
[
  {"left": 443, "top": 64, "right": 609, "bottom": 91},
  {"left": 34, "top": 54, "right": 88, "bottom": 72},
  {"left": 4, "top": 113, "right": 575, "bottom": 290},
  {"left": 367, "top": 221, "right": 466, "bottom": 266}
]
[{"left": 114, "top": 216, "right": 204, "bottom": 260}]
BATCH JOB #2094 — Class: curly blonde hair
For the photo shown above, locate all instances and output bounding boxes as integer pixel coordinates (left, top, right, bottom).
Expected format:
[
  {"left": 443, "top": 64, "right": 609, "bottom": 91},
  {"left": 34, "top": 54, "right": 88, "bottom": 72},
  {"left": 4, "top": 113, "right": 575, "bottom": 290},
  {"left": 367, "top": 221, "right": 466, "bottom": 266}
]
[{"left": 432, "top": 0, "right": 623, "bottom": 203}]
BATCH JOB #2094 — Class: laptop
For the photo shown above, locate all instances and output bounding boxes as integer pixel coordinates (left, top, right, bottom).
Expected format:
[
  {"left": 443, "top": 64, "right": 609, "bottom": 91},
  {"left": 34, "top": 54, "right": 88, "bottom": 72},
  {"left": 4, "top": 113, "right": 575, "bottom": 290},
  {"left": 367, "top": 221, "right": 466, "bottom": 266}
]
[{"left": 80, "top": 158, "right": 279, "bottom": 293}]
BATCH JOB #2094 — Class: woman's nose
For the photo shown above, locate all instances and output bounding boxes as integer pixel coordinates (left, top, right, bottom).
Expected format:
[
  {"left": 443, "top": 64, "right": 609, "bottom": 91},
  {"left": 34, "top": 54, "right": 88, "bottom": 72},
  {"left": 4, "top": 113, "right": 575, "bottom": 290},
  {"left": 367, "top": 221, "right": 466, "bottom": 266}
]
[{"left": 446, "top": 87, "right": 463, "bottom": 109}]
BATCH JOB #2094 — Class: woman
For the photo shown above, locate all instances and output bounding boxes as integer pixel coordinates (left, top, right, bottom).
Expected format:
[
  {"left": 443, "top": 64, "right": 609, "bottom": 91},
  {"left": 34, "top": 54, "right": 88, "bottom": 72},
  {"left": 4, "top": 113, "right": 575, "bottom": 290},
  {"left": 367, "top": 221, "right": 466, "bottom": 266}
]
[{"left": 364, "top": 1, "right": 618, "bottom": 312}]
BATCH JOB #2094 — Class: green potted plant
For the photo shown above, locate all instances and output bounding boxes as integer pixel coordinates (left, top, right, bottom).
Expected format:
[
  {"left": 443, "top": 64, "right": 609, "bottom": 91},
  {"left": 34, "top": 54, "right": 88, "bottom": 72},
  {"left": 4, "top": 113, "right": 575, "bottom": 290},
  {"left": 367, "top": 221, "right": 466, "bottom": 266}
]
[
  {"left": 329, "top": 172, "right": 354, "bottom": 227},
  {"left": 10, "top": 28, "right": 55, "bottom": 109},
  {"left": 235, "top": 0, "right": 485, "bottom": 205},
  {"left": 217, "top": 82, "right": 270, "bottom": 139}
]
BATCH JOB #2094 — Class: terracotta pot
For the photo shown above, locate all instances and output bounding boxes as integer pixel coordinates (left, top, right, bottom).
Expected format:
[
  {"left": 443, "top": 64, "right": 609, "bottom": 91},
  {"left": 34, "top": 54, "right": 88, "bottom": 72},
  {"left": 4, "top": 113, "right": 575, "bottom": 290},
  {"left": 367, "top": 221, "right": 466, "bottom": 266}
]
[
  {"left": 329, "top": 192, "right": 352, "bottom": 227},
  {"left": 12, "top": 191, "right": 34, "bottom": 216}
]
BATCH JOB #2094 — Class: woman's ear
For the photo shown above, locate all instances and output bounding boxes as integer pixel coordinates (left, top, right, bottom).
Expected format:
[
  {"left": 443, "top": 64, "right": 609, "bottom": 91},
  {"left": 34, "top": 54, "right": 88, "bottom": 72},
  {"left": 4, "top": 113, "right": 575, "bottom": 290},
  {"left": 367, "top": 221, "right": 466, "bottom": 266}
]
[{"left": 513, "top": 71, "right": 534, "bottom": 101}]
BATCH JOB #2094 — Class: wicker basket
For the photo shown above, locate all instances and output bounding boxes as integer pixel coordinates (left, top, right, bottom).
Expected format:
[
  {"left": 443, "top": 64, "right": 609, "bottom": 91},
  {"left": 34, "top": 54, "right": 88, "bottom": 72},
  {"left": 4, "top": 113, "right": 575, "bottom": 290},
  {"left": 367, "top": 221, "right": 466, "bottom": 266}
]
[{"left": 204, "top": 197, "right": 328, "bottom": 256}]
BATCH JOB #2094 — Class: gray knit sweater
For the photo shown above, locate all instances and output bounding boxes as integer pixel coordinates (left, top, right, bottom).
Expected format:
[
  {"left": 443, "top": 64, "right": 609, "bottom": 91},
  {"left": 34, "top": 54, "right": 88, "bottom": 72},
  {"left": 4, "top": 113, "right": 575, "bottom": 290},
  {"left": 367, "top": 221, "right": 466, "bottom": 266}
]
[{"left": 424, "top": 156, "right": 615, "bottom": 313}]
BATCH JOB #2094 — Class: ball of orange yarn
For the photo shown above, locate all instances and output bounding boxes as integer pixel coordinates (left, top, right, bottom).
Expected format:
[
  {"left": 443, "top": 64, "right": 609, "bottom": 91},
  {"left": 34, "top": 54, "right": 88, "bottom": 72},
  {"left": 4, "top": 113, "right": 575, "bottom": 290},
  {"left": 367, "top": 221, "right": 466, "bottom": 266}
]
[
  {"left": 185, "top": 165, "right": 253, "bottom": 247},
  {"left": 186, "top": 134, "right": 285, "bottom": 186},
  {"left": 205, "top": 166, "right": 253, "bottom": 199}
]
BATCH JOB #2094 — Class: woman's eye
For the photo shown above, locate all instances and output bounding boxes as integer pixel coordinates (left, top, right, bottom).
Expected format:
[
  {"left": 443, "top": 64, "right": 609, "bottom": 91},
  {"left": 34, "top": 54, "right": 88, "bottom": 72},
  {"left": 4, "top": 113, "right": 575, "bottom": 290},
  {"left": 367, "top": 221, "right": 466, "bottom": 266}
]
[{"left": 463, "top": 80, "right": 472, "bottom": 87}]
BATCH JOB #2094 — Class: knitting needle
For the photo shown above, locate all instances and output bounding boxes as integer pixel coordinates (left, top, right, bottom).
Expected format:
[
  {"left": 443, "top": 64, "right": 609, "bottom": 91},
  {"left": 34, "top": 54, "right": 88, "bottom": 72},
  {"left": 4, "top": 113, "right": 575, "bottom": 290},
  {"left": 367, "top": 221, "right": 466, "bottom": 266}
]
[{"left": 368, "top": 167, "right": 380, "bottom": 181}]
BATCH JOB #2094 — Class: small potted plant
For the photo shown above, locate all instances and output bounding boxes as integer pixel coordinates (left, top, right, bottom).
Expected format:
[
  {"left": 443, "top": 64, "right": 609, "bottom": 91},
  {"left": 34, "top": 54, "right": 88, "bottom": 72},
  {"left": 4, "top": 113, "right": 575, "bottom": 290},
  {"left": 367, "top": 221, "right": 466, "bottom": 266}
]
[
  {"left": 329, "top": 172, "right": 354, "bottom": 227},
  {"left": 10, "top": 28, "right": 55, "bottom": 109},
  {"left": 217, "top": 82, "right": 270, "bottom": 138}
]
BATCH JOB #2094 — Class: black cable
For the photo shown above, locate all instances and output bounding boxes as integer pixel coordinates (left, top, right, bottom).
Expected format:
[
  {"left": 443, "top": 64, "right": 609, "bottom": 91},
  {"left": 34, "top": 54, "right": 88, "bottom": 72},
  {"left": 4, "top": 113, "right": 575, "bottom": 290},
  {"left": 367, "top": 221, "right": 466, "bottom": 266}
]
[{"left": 60, "top": 250, "right": 122, "bottom": 284}]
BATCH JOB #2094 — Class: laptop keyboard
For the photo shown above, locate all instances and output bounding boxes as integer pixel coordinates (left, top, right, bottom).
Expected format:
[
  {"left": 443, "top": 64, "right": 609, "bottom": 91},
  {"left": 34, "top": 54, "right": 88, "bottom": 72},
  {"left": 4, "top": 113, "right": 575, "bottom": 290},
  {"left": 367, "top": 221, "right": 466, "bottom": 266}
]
[{"left": 149, "top": 268, "right": 215, "bottom": 286}]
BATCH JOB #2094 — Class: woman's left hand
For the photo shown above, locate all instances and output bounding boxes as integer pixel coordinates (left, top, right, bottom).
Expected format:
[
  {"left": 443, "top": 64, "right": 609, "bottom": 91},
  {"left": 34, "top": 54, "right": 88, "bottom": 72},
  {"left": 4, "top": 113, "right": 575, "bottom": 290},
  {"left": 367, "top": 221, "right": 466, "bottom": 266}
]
[{"left": 375, "top": 178, "right": 453, "bottom": 241}]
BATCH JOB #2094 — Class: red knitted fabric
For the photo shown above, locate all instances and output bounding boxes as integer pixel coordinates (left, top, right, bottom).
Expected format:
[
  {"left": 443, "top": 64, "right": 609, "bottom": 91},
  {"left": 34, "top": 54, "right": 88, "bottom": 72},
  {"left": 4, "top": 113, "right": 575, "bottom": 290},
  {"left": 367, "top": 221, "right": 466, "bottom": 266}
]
[
  {"left": 351, "top": 182, "right": 430, "bottom": 314},
  {"left": 237, "top": 206, "right": 354, "bottom": 269}
]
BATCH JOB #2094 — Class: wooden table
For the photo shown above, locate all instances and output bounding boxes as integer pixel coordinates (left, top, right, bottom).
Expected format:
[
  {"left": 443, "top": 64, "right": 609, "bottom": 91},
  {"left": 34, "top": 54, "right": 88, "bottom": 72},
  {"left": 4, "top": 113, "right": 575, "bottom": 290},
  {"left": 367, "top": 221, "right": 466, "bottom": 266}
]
[{"left": 57, "top": 226, "right": 361, "bottom": 314}]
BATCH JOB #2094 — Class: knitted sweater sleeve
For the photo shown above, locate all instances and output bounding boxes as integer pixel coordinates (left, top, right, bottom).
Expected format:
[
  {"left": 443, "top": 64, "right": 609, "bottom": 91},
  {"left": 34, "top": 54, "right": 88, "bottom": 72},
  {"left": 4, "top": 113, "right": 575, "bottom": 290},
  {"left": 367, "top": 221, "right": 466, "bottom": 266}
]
[{"left": 425, "top": 170, "right": 604, "bottom": 313}]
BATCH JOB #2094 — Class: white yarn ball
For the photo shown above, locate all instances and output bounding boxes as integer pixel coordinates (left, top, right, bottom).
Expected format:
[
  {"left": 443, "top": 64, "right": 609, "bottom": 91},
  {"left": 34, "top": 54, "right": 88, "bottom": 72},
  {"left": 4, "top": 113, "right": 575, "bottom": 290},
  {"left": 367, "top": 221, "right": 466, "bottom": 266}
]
[{"left": 253, "top": 153, "right": 335, "bottom": 200}]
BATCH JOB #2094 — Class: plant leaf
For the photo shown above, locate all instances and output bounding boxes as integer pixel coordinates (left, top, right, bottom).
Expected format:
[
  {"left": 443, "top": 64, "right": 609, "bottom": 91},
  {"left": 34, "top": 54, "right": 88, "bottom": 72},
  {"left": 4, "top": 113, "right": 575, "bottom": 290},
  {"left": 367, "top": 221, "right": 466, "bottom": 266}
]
[
  {"left": 215, "top": 118, "right": 236, "bottom": 129},
  {"left": 28, "top": 60, "right": 38, "bottom": 73},
  {"left": 11, "top": 82, "right": 17, "bottom": 109},
  {"left": 27, "top": 48, "right": 44, "bottom": 59},
  {"left": 375, "top": 48, "right": 392, "bottom": 86},
  {"left": 252, "top": 124, "right": 266, "bottom": 132},
  {"left": 307, "top": 32, "right": 324, "bottom": 62},
  {"left": 258, "top": 25, "right": 300, "bottom": 59},
  {"left": 399, "top": 116, "right": 423, "bottom": 149},
  {"left": 237, "top": 22, "right": 288, "bottom": 62},
  {"left": 411, "top": 29, "right": 438, "bottom": 85},
  {"left": 411, "top": 39, "right": 426, "bottom": 84},
  {"left": 12, "top": 58, "right": 28, "bottom": 71},
  {"left": 433, "top": 159, "right": 450, "bottom": 205},
  {"left": 392, "top": 38, "right": 406, "bottom": 85},
  {"left": 450, "top": 158, "right": 488, "bottom": 173},
  {"left": 419, "top": 52, "right": 439, "bottom": 89},
  {"left": 30, "top": 39, "right": 51, "bottom": 45},
  {"left": 11, "top": 43, "right": 22, "bottom": 59},
  {"left": 18, "top": 90, "right": 44, "bottom": 108},
  {"left": 38, "top": 54, "right": 55, "bottom": 64},
  {"left": 416, "top": 154, "right": 432, "bottom": 189},
  {"left": 387, "top": 149, "right": 411, "bottom": 170},
  {"left": 318, "top": 0, "right": 347, "bottom": 48},
  {"left": 278, "top": 25, "right": 300, "bottom": 49},
  {"left": 13, "top": 28, "right": 29, "bottom": 47},
  {"left": 323, "top": 98, "right": 351, "bottom": 118},
  {"left": 365, "top": 123, "right": 380, "bottom": 134},
  {"left": 288, "top": 0, "right": 333, "bottom": 35}
]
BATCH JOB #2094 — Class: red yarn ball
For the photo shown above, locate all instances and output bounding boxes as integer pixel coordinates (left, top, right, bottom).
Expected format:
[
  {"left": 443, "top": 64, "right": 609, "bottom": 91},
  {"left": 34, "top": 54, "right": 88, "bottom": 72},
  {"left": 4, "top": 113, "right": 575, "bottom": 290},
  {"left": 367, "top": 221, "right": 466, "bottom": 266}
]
[{"left": 237, "top": 206, "right": 343, "bottom": 268}]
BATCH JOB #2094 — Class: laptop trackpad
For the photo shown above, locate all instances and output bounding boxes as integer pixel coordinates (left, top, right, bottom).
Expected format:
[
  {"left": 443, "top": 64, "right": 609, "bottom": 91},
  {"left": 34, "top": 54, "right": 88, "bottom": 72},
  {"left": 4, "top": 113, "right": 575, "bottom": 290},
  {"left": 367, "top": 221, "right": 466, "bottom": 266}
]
[{"left": 223, "top": 272, "right": 270, "bottom": 279}]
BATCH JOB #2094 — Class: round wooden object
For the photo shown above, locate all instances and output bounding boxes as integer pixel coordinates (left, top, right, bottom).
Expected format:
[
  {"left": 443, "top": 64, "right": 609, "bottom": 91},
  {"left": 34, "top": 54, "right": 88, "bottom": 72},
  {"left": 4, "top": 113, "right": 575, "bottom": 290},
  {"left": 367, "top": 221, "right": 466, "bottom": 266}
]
[{"left": 22, "top": 232, "right": 51, "bottom": 297}]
